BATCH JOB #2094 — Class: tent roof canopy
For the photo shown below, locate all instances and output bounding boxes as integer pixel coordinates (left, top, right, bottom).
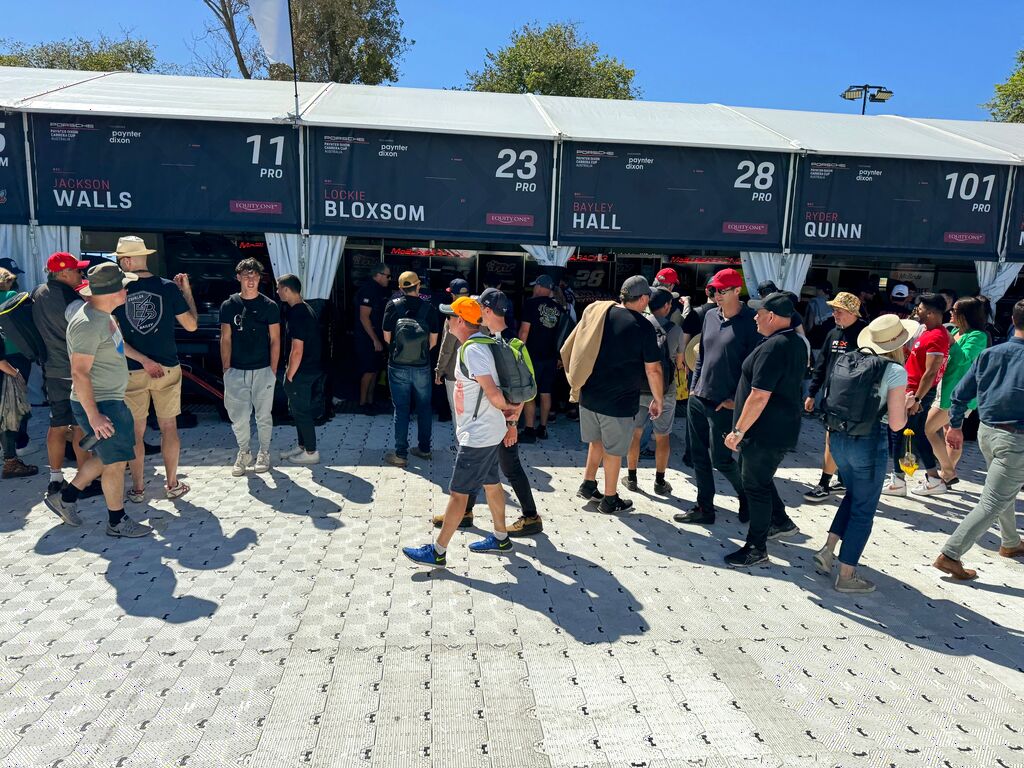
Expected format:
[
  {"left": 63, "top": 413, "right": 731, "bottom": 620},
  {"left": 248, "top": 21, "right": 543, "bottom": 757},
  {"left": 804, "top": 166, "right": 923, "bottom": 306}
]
[{"left": 1, "top": 66, "right": 1022, "bottom": 163}]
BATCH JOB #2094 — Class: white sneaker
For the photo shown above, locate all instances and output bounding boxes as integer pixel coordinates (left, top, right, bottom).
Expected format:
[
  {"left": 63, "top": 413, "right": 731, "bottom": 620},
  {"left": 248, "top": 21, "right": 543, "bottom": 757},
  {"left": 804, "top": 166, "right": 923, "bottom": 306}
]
[
  {"left": 289, "top": 450, "right": 320, "bottom": 465},
  {"left": 281, "top": 445, "right": 305, "bottom": 460},
  {"left": 911, "top": 476, "right": 947, "bottom": 496},
  {"left": 232, "top": 450, "right": 253, "bottom": 477},
  {"left": 254, "top": 450, "right": 271, "bottom": 473},
  {"left": 881, "top": 474, "right": 907, "bottom": 496}
]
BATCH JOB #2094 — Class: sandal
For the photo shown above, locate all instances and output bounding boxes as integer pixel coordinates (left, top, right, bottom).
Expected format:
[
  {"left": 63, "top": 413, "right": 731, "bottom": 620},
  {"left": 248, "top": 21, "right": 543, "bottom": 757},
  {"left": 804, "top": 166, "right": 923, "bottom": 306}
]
[
  {"left": 126, "top": 487, "right": 145, "bottom": 504},
  {"left": 165, "top": 481, "right": 190, "bottom": 500}
]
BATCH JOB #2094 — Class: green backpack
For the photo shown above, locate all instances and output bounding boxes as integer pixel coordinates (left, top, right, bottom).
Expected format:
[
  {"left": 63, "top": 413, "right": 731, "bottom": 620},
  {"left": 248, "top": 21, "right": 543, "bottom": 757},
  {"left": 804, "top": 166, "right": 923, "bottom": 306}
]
[{"left": 458, "top": 335, "right": 537, "bottom": 417}]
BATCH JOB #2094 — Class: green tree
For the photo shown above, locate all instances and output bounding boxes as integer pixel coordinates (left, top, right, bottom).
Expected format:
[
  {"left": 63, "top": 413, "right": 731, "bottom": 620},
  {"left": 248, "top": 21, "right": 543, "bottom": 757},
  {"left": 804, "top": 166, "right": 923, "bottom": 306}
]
[
  {"left": 0, "top": 33, "right": 160, "bottom": 73},
  {"left": 194, "top": 0, "right": 412, "bottom": 84},
  {"left": 985, "top": 49, "right": 1024, "bottom": 122},
  {"left": 466, "top": 22, "right": 639, "bottom": 99}
]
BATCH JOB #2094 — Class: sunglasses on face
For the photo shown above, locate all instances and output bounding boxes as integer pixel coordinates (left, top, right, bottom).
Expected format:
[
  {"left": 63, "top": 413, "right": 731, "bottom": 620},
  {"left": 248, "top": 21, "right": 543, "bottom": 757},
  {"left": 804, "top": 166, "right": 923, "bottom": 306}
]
[{"left": 708, "top": 286, "right": 735, "bottom": 296}]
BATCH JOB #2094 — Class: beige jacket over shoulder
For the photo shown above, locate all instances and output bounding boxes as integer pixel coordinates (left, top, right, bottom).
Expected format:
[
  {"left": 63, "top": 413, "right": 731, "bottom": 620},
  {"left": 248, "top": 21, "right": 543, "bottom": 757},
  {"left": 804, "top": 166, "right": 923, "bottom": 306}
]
[
  {"left": 559, "top": 300, "right": 616, "bottom": 403},
  {"left": 435, "top": 319, "right": 459, "bottom": 381}
]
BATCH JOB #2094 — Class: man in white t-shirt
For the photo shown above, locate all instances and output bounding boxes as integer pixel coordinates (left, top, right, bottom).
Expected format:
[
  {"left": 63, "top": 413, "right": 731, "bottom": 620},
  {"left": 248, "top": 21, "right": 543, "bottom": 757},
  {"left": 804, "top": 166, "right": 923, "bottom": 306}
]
[{"left": 403, "top": 296, "right": 515, "bottom": 567}]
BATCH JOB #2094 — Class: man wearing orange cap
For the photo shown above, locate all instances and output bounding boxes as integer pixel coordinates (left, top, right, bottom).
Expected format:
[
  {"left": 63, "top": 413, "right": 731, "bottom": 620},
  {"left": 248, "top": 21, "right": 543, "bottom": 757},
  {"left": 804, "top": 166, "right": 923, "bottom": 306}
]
[{"left": 404, "top": 296, "right": 516, "bottom": 567}]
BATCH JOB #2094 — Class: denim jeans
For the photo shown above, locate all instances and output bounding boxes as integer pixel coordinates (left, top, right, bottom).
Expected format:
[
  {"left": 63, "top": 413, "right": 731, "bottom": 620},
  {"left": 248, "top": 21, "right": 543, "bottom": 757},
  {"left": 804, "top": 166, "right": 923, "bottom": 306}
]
[
  {"left": 739, "top": 442, "right": 792, "bottom": 550},
  {"left": 942, "top": 423, "right": 1024, "bottom": 560},
  {"left": 284, "top": 371, "right": 318, "bottom": 452},
  {"left": 223, "top": 366, "right": 276, "bottom": 455},
  {"left": 688, "top": 396, "right": 747, "bottom": 512},
  {"left": 389, "top": 364, "right": 432, "bottom": 457},
  {"left": 829, "top": 424, "right": 889, "bottom": 566}
]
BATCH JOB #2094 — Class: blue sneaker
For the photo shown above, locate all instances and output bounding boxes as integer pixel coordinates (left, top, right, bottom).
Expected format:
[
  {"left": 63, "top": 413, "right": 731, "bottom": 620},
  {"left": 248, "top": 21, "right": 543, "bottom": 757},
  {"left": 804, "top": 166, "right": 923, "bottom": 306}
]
[
  {"left": 402, "top": 543, "right": 446, "bottom": 568},
  {"left": 468, "top": 534, "right": 514, "bottom": 554}
]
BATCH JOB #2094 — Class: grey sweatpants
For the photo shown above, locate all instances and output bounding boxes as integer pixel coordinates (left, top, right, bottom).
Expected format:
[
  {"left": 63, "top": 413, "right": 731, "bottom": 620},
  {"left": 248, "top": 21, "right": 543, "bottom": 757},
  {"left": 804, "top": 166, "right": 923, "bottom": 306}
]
[
  {"left": 942, "top": 423, "right": 1024, "bottom": 560},
  {"left": 224, "top": 366, "right": 276, "bottom": 455}
]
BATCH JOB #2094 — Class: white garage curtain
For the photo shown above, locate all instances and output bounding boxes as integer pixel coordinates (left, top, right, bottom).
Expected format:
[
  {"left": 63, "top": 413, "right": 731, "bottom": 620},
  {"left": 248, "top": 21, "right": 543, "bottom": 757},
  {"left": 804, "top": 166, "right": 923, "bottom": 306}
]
[
  {"left": 522, "top": 245, "right": 575, "bottom": 268},
  {"left": 975, "top": 260, "right": 1023, "bottom": 314},
  {"left": 0, "top": 223, "right": 82, "bottom": 291},
  {"left": 740, "top": 251, "right": 813, "bottom": 296},
  {"left": 265, "top": 232, "right": 346, "bottom": 301}
]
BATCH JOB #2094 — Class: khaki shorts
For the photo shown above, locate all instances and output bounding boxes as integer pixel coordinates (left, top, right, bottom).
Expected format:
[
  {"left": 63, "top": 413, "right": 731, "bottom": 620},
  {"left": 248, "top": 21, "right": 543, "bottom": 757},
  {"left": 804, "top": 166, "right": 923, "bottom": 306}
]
[{"left": 125, "top": 364, "right": 183, "bottom": 422}]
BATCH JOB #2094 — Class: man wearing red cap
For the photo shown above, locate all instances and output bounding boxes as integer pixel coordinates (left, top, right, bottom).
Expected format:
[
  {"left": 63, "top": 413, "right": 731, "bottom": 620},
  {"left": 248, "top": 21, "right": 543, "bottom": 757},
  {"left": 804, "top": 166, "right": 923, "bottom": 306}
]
[
  {"left": 676, "top": 268, "right": 757, "bottom": 527},
  {"left": 653, "top": 267, "right": 684, "bottom": 326},
  {"left": 31, "top": 252, "right": 93, "bottom": 496}
]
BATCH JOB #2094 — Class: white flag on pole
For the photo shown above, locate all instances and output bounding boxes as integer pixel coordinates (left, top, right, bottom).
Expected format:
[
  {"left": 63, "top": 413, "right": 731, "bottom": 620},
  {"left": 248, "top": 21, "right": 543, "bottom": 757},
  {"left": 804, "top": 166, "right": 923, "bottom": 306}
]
[{"left": 249, "top": 0, "right": 294, "bottom": 67}]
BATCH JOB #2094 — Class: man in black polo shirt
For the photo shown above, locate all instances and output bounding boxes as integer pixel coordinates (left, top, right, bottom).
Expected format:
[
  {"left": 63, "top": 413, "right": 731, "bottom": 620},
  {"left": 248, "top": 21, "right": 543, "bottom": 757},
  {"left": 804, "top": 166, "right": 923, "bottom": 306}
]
[
  {"left": 277, "top": 274, "right": 323, "bottom": 465},
  {"left": 723, "top": 292, "right": 805, "bottom": 567},
  {"left": 519, "top": 274, "right": 563, "bottom": 442},
  {"left": 354, "top": 264, "right": 391, "bottom": 414},
  {"left": 676, "top": 268, "right": 759, "bottom": 526}
]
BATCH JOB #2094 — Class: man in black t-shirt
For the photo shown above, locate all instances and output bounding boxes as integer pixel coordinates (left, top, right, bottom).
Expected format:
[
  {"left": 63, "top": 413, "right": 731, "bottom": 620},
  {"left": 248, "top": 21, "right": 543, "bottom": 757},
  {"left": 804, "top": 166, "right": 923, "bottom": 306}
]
[
  {"left": 722, "top": 292, "right": 806, "bottom": 568},
  {"left": 219, "top": 258, "right": 281, "bottom": 476},
  {"left": 574, "top": 275, "right": 663, "bottom": 515},
  {"left": 381, "top": 270, "right": 442, "bottom": 467},
  {"left": 113, "top": 236, "right": 198, "bottom": 502},
  {"left": 354, "top": 264, "right": 392, "bottom": 413},
  {"left": 518, "top": 274, "right": 564, "bottom": 442},
  {"left": 276, "top": 274, "right": 323, "bottom": 465}
]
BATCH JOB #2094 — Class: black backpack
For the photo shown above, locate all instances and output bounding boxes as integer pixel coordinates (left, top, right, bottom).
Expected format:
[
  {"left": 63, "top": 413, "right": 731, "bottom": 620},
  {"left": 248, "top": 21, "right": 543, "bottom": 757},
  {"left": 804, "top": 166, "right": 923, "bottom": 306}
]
[
  {"left": 821, "top": 348, "right": 892, "bottom": 436},
  {"left": 0, "top": 292, "right": 47, "bottom": 363},
  {"left": 389, "top": 298, "right": 431, "bottom": 366},
  {"left": 642, "top": 317, "right": 676, "bottom": 397}
]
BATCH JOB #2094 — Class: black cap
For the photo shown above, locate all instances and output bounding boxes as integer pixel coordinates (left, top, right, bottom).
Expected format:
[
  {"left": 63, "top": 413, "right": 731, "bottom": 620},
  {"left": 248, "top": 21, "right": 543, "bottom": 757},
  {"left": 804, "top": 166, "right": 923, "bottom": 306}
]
[
  {"left": 0, "top": 258, "right": 24, "bottom": 275},
  {"left": 530, "top": 274, "right": 555, "bottom": 289},
  {"left": 747, "top": 291, "right": 795, "bottom": 317},
  {"left": 649, "top": 287, "right": 677, "bottom": 311},
  {"left": 477, "top": 287, "right": 511, "bottom": 316}
]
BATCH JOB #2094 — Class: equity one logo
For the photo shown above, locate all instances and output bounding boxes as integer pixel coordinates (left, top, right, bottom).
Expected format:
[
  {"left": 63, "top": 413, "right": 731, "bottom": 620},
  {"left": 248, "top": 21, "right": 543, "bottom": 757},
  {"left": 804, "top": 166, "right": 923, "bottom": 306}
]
[
  {"left": 943, "top": 232, "right": 985, "bottom": 244},
  {"left": 230, "top": 200, "right": 283, "bottom": 214}
]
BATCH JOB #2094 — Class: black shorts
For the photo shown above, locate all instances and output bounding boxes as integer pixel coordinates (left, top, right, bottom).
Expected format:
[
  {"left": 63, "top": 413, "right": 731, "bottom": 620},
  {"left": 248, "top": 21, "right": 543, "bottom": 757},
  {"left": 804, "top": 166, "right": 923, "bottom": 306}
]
[
  {"left": 533, "top": 358, "right": 557, "bottom": 394},
  {"left": 449, "top": 443, "right": 501, "bottom": 495},
  {"left": 354, "top": 335, "right": 384, "bottom": 375},
  {"left": 45, "top": 376, "right": 75, "bottom": 428}
]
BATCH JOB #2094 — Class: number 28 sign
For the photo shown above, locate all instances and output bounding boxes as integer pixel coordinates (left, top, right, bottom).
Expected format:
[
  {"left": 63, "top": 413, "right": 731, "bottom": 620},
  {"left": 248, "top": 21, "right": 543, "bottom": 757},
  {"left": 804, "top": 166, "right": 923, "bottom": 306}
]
[
  {"left": 556, "top": 142, "right": 789, "bottom": 249},
  {"left": 308, "top": 127, "right": 553, "bottom": 243}
]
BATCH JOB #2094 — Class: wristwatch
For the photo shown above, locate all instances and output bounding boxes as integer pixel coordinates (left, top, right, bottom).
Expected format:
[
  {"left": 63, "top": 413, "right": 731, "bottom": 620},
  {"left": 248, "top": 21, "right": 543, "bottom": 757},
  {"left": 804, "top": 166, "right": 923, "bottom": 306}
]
[
  {"left": 731, "top": 429, "right": 745, "bottom": 439},
  {"left": 506, "top": 420, "right": 518, "bottom": 427}
]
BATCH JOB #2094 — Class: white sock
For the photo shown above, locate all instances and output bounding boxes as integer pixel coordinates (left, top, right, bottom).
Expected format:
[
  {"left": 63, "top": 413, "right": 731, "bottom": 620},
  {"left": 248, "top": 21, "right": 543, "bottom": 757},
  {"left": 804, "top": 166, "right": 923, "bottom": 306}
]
[
  {"left": 433, "top": 542, "right": 446, "bottom": 554},
  {"left": 494, "top": 531, "right": 508, "bottom": 541},
  {"left": 49, "top": 470, "right": 63, "bottom": 482}
]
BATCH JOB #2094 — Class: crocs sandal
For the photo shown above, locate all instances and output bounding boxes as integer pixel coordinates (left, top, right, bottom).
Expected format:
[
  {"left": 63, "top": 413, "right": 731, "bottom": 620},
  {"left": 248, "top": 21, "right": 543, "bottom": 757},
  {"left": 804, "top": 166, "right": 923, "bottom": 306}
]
[
  {"left": 165, "top": 481, "right": 190, "bottom": 500},
  {"left": 126, "top": 487, "right": 145, "bottom": 504}
]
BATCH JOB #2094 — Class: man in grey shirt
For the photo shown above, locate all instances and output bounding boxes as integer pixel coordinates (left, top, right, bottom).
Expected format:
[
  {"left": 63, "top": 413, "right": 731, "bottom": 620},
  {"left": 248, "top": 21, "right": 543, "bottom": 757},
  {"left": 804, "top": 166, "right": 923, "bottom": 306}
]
[{"left": 623, "top": 288, "right": 684, "bottom": 495}]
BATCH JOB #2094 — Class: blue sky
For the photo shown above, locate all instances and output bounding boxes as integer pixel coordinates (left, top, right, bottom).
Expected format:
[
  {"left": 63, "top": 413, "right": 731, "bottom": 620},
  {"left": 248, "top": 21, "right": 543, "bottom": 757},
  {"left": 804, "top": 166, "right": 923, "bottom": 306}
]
[{"left": 3, "top": 0, "right": 1023, "bottom": 120}]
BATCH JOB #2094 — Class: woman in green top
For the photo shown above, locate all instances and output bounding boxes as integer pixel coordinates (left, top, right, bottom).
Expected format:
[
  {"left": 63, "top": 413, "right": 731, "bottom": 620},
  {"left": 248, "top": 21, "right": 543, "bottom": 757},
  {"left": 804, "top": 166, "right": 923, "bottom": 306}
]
[{"left": 925, "top": 296, "right": 988, "bottom": 486}]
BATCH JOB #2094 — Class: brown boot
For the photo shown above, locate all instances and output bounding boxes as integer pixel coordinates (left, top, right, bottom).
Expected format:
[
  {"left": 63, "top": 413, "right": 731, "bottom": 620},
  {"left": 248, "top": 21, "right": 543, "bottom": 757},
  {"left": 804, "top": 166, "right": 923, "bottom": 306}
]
[
  {"left": 933, "top": 554, "right": 978, "bottom": 580},
  {"left": 998, "top": 543, "right": 1024, "bottom": 558},
  {"left": 2, "top": 458, "right": 38, "bottom": 479}
]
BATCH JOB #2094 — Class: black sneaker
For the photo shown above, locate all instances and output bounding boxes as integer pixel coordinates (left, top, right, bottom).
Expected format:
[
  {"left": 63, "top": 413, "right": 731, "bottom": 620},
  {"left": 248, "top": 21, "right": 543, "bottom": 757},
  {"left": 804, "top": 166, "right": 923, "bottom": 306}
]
[
  {"left": 673, "top": 505, "right": 715, "bottom": 525},
  {"left": 767, "top": 521, "right": 800, "bottom": 540},
  {"left": 830, "top": 478, "right": 846, "bottom": 492},
  {"left": 803, "top": 485, "right": 830, "bottom": 503},
  {"left": 725, "top": 544, "right": 768, "bottom": 568},
  {"left": 653, "top": 478, "right": 673, "bottom": 496},
  {"left": 566, "top": 408, "right": 580, "bottom": 422},
  {"left": 621, "top": 476, "right": 639, "bottom": 492},
  {"left": 536, "top": 425, "right": 549, "bottom": 440},
  {"left": 79, "top": 479, "right": 103, "bottom": 500},
  {"left": 598, "top": 494, "right": 633, "bottom": 514},
  {"left": 519, "top": 427, "right": 537, "bottom": 444},
  {"left": 576, "top": 482, "right": 604, "bottom": 502},
  {"left": 46, "top": 479, "right": 67, "bottom": 497}
]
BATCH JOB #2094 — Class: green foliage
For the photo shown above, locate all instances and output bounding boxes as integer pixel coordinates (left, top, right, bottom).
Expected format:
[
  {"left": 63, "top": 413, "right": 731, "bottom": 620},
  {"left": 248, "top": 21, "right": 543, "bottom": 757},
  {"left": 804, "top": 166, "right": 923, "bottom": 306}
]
[
  {"left": 0, "top": 34, "right": 159, "bottom": 73},
  {"left": 985, "top": 49, "right": 1024, "bottom": 122},
  {"left": 466, "top": 22, "right": 639, "bottom": 100}
]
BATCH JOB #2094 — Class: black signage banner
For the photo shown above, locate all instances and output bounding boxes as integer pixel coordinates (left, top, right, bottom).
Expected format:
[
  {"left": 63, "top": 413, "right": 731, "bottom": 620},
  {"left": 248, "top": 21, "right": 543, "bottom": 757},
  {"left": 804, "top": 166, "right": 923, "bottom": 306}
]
[
  {"left": 309, "top": 127, "right": 552, "bottom": 243},
  {"left": 32, "top": 114, "right": 300, "bottom": 232},
  {"left": 1005, "top": 175, "right": 1024, "bottom": 261},
  {"left": 556, "top": 142, "right": 788, "bottom": 249},
  {"left": 0, "top": 114, "right": 30, "bottom": 224},
  {"left": 792, "top": 155, "right": 1009, "bottom": 258}
]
